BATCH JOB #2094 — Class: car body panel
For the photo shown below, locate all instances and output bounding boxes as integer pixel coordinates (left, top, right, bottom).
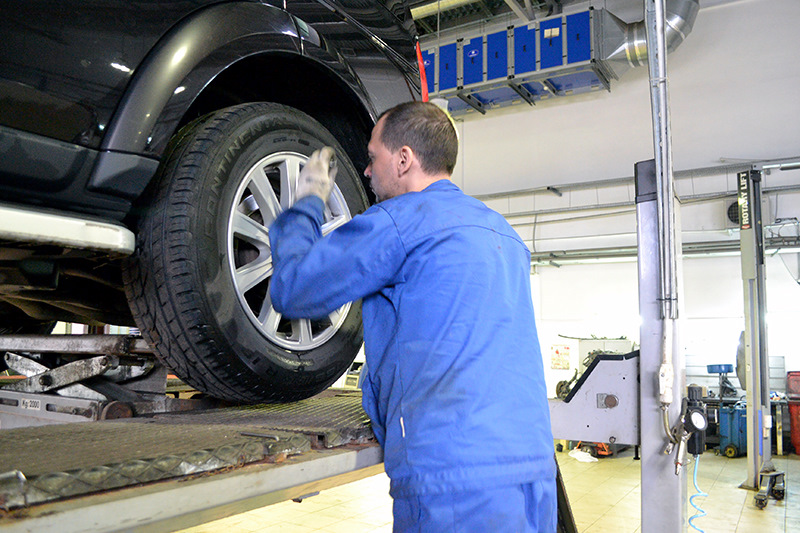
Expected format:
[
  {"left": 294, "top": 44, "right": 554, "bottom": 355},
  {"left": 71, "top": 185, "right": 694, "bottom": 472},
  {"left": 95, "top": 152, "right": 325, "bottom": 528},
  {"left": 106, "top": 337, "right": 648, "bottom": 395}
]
[
  {"left": 100, "top": 3, "right": 302, "bottom": 156},
  {"left": 0, "top": 0, "right": 418, "bottom": 218},
  {"left": 0, "top": 0, "right": 418, "bottom": 331}
]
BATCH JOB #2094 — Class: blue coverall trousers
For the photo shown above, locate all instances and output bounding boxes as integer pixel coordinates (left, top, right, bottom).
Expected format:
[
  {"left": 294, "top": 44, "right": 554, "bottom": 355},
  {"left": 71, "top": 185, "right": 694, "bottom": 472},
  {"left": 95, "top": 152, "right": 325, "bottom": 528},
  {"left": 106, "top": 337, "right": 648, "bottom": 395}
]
[{"left": 392, "top": 478, "right": 557, "bottom": 532}]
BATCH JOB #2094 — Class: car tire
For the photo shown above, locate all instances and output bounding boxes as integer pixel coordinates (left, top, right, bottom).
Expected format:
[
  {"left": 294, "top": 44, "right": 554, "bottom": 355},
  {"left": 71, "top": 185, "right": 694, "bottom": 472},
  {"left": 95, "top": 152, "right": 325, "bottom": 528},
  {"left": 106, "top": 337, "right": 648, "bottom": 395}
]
[{"left": 122, "top": 103, "right": 368, "bottom": 403}]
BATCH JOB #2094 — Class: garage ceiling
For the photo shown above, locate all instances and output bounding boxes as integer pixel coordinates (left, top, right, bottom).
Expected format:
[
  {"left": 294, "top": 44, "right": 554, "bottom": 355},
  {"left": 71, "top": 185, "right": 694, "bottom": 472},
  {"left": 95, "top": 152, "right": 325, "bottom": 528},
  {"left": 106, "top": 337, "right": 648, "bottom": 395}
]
[
  {"left": 410, "top": 0, "right": 574, "bottom": 35},
  {"left": 409, "top": 0, "right": 738, "bottom": 37}
]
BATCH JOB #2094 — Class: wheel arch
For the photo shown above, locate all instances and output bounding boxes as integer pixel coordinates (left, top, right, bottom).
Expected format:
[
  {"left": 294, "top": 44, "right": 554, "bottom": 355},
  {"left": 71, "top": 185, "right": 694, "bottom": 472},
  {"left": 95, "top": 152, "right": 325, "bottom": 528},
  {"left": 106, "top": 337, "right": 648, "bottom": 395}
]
[
  {"left": 101, "top": 2, "right": 379, "bottom": 206},
  {"left": 179, "top": 52, "right": 377, "bottom": 199}
]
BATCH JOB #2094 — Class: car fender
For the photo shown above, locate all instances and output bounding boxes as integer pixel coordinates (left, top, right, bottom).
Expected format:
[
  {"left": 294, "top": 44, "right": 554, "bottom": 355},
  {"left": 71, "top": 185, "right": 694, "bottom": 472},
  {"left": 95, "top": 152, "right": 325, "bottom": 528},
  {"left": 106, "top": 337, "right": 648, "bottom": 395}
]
[
  {"left": 96, "top": 1, "right": 379, "bottom": 201},
  {"left": 101, "top": 2, "right": 385, "bottom": 157}
]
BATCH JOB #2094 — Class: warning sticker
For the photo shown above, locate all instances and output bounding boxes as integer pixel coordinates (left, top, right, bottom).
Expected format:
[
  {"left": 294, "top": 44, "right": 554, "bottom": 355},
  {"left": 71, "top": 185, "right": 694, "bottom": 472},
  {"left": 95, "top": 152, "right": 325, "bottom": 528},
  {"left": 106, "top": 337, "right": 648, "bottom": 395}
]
[{"left": 551, "top": 344, "right": 571, "bottom": 369}]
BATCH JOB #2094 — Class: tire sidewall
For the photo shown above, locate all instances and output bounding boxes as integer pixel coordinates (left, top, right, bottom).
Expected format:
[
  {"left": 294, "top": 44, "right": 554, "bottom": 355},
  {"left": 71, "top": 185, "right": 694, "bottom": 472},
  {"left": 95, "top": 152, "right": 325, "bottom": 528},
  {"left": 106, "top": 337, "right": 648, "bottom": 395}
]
[{"left": 192, "top": 105, "right": 365, "bottom": 390}]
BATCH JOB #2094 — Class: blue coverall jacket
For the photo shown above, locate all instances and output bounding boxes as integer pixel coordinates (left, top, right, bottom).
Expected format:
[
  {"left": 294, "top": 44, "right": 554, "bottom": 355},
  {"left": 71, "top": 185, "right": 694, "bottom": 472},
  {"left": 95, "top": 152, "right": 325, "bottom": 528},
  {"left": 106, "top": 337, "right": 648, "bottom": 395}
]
[{"left": 269, "top": 179, "right": 555, "bottom": 498}]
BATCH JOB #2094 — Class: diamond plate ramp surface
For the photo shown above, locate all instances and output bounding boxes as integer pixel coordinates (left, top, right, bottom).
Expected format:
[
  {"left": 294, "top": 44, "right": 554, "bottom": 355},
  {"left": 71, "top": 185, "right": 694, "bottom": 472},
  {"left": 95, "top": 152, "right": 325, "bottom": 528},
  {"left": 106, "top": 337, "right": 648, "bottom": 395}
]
[
  {"left": 0, "top": 389, "right": 373, "bottom": 509},
  {"left": 149, "top": 389, "right": 374, "bottom": 448}
]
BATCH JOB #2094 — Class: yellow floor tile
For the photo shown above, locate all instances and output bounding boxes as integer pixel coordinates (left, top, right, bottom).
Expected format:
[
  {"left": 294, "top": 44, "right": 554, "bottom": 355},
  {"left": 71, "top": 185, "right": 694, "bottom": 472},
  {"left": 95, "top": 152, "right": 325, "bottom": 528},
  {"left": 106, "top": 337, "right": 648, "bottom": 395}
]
[
  {"left": 254, "top": 523, "right": 316, "bottom": 533},
  {"left": 318, "top": 518, "right": 383, "bottom": 533},
  {"left": 584, "top": 514, "right": 638, "bottom": 533},
  {"left": 281, "top": 511, "right": 344, "bottom": 529}
]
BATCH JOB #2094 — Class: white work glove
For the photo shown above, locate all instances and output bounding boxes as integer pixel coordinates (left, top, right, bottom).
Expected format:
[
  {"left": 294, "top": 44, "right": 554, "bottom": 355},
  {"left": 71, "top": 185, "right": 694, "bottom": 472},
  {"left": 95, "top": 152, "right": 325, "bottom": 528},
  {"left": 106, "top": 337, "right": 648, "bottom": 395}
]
[{"left": 296, "top": 146, "right": 338, "bottom": 202}]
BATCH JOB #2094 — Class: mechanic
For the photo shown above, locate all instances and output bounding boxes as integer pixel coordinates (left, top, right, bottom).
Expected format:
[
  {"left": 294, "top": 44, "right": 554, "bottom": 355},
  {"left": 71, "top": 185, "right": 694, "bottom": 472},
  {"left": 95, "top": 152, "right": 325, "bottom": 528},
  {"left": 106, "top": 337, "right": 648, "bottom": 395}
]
[{"left": 269, "top": 101, "right": 556, "bottom": 532}]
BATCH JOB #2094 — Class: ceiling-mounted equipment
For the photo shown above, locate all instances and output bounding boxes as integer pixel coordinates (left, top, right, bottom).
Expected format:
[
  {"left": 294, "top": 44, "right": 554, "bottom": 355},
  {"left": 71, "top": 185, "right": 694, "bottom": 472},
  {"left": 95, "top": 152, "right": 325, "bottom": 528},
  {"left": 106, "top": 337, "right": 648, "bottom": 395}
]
[
  {"left": 602, "top": 0, "right": 698, "bottom": 79},
  {"left": 411, "top": 0, "right": 484, "bottom": 20},
  {"left": 420, "top": 0, "right": 698, "bottom": 115}
]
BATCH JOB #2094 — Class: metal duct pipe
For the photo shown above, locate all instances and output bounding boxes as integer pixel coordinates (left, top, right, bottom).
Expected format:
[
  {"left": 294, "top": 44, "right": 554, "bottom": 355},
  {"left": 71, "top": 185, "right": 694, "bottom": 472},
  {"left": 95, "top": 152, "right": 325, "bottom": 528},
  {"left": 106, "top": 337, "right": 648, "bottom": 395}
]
[
  {"left": 411, "top": 0, "right": 480, "bottom": 20},
  {"left": 411, "top": 0, "right": 555, "bottom": 21},
  {"left": 601, "top": 0, "right": 699, "bottom": 79}
]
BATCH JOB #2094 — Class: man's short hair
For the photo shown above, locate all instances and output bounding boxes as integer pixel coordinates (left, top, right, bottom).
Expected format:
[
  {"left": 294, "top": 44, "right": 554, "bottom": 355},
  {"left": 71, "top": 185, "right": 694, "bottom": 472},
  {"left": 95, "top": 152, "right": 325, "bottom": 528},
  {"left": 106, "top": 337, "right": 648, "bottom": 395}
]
[{"left": 378, "top": 102, "right": 458, "bottom": 175}]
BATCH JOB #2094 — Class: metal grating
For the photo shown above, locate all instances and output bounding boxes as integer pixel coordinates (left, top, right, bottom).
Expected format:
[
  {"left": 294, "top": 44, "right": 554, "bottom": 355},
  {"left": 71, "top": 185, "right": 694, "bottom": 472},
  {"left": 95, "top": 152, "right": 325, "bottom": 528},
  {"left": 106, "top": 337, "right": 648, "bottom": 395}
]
[
  {"left": 0, "top": 390, "right": 373, "bottom": 510},
  {"left": 148, "top": 389, "right": 374, "bottom": 448},
  {"left": 0, "top": 423, "right": 310, "bottom": 509}
]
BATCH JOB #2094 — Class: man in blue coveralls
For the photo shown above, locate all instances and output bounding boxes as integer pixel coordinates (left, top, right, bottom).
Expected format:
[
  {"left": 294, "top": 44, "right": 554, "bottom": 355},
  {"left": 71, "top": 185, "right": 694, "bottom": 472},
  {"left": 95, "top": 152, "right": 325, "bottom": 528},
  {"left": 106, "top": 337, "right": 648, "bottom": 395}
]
[{"left": 269, "top": 102, "right": 556, "bottom": 532}]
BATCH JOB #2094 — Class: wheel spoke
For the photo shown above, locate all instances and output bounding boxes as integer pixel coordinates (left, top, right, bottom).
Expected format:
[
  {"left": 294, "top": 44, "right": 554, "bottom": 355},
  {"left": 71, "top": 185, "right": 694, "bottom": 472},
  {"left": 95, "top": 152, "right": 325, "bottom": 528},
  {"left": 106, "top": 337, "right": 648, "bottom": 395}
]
[
  {"left": 247, "top": 167, "right": 282, "bottom": 225},
  {"left": 234, "top": 256, "right": 273, "bottom": 294},
  {"left": 292, "top": 319, "right": 314, "bottom": 345},
  {"left": 321, "top": 213, "right": 349, "bottom": 236},
  {"left": 258, "top": 294, "right": 282, "bottom": 336},
  {"left": 232, "top": 211, "right": 270, "bottom": 245},
  {"left": 279, "top": 158, "right": 302, "bottom": 209},
  {"left": 328, "top": 306, "right": 344, "bottom": 326}
]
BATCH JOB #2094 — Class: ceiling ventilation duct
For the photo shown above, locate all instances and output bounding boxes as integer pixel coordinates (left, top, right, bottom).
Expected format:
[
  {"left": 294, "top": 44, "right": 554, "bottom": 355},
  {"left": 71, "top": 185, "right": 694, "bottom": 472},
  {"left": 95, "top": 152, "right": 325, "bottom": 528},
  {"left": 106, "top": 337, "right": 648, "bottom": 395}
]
[
  {"left": 419, "top": 0, "right": 699, "bottom": 114},
  {"left": 601, "top": 0, "right": 699, "bottom": 79},
  {"left": 411, "top": 0, "right": 482, "bottom": 20}
]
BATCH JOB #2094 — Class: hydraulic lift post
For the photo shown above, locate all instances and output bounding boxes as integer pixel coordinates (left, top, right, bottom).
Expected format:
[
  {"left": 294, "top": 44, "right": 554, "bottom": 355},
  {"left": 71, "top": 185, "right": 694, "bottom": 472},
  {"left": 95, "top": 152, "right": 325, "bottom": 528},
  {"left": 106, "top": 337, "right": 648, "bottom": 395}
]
[
  {"left": 640, "top": 0, "right": 687, "bottom": 529},
  {"left": 635, "top": 160, "right": 686, "bottom": 532},
  {"left": 738, "top": 168, "right": 772, "bottom": 489},
  {"left": 551, "top": 2, "right": 690, "bottom": 529},
  {"left": 737, "top": 167, "right": 785, "bottom": 507}
]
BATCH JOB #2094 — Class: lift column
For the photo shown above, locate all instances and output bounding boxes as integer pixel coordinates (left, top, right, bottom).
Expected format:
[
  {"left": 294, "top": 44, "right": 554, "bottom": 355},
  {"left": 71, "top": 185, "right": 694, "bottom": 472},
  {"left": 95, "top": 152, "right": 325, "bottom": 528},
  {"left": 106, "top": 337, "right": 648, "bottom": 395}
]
[
  {"left": 638, "top": 0, "right": 687, "bottom": 530},
  {"left": 635, "top": 160, "right": 686, "bottom": 532},
  {"left": 737, "top": 168, "right": 775, "bottom": 490}
]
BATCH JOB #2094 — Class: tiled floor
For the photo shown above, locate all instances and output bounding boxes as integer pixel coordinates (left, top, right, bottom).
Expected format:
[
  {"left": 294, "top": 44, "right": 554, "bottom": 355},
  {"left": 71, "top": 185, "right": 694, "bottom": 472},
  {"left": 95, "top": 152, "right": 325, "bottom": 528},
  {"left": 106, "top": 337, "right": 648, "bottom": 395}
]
[
  {"left": 560, "top": 449, "right": 799, "bottom": 533},
  {"left": 177, "top": 450, "right": 799, "bottom": 533}
]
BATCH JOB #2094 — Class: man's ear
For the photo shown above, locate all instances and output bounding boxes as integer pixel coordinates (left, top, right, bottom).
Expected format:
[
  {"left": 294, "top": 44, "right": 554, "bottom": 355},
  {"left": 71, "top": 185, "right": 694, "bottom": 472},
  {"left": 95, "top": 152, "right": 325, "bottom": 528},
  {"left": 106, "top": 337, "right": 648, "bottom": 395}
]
[{"left": 397, "top": 146, "right": 414, "bottom": 175}]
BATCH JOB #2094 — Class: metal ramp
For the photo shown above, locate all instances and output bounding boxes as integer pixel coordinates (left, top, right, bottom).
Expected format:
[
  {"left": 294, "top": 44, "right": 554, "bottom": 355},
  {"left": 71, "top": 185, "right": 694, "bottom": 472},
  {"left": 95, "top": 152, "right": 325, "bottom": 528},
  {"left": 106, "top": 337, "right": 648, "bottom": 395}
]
[
  {"left": 0, "top": 389, "right": 381, "bottom": 532},
  {"left": 0, "top": 333, "right": 577, "bottom": 533}
]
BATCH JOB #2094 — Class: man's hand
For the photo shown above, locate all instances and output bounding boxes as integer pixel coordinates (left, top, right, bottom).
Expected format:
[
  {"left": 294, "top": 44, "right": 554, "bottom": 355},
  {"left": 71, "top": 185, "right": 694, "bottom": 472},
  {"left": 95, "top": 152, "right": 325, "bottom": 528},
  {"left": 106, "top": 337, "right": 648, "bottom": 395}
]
[{"left": 296, "top": 147, "right": 338, "bottom": 202}]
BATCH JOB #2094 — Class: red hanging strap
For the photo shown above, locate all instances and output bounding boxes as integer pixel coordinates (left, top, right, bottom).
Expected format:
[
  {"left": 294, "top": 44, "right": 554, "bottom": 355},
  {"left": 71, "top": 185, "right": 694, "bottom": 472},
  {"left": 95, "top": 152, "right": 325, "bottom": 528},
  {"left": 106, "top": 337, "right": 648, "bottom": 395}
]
[{"left": 415, "top": 41, "right": 429, "bottom": 102}]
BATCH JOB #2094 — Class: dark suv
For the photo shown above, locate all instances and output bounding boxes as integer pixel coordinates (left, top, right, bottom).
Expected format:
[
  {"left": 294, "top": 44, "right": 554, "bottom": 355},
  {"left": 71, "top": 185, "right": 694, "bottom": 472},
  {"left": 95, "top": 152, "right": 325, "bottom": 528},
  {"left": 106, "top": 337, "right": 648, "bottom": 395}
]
[{"left": 0, "top": 0, "right": 421, "bottom": 402}]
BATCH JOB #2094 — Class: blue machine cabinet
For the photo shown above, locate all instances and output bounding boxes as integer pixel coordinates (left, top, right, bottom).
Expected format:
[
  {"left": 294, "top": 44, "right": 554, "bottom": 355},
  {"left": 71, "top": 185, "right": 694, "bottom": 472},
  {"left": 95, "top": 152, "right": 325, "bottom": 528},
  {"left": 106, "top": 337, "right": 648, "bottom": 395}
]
[
  {"left": 462, "top": 37, "right": 483, "bottom": 86},
  {"left": 486, "top": 30, "right": 508, "bottom": 81},
  {"left": 514, "top": 24, "right": 537, "bottom": 75},
  {"left": 719, "top": 404, "right": 747, "bottom": 457},
  {"left": 421, "top": 49, "right": 436, "bottom": 95},
  {"left": 439, "top": 43, "right": 458, "bottom": 91},
  {"left": 566, "top": 11, "right": 592, "bottom": 64},
  {"left": 421, "top": 9, "right": 608, "bottom": 115},
  {"left": 539, "top": 17, "right": 563, "bottom": 69}
]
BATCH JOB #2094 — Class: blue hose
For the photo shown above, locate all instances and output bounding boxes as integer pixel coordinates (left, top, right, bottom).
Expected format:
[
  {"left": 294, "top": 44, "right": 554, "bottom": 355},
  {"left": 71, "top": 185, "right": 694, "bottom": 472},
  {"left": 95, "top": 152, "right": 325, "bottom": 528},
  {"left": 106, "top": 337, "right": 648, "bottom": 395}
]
[{"left": 689, "top": 455, "right": 708, "bottom": 532}]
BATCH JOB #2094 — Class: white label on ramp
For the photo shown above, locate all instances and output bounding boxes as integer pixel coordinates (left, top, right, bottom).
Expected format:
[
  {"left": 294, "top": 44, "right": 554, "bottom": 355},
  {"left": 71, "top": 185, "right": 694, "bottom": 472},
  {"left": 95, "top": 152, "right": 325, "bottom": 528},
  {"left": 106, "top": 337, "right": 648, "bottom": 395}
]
[{"left": 21, "top": 398, "right": 42, "bottom": 410}]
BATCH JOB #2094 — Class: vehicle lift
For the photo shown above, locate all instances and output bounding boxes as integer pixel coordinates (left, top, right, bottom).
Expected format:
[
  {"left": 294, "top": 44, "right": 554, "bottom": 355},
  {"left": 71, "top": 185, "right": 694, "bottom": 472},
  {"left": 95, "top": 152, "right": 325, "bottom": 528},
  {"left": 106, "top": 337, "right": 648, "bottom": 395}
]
[
  {"left": 550, "top": 2, "right": 697, "bottom": 530},
  {"left": 0, "top": 335, "right": 385, "bottom": 533},
  {"left": 737, "top": 163, "right": 788, "bottom": 508},
  {"left": 0, "top": 333, "right": 578, "bottom": 533},
  {"left": 0, "top": 335, "right": 178, "bottom": 428}
]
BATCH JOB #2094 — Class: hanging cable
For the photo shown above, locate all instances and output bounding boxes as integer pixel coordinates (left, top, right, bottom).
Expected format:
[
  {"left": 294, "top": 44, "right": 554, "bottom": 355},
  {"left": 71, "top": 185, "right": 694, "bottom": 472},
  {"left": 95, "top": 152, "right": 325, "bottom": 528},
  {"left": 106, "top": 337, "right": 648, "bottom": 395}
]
[
  {"left": 415, "top": 41, "right": 429, "bottom": 102},
  {"left": 436, "top": 0, "right": 441, "bottom": 52},
  {"left": 688, "top": 455, "right": 708, "bottom": 532}
]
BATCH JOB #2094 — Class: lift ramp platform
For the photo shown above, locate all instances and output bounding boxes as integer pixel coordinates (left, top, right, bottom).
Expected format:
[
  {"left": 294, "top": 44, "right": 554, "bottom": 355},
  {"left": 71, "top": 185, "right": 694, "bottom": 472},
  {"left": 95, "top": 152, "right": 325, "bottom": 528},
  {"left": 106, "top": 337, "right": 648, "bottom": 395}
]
[
  {"left": 1, "top": 334, "right": 578, "bottom": 533},
  {"left": 0, "top": 389, "right": 382, "bottom": 533}
]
